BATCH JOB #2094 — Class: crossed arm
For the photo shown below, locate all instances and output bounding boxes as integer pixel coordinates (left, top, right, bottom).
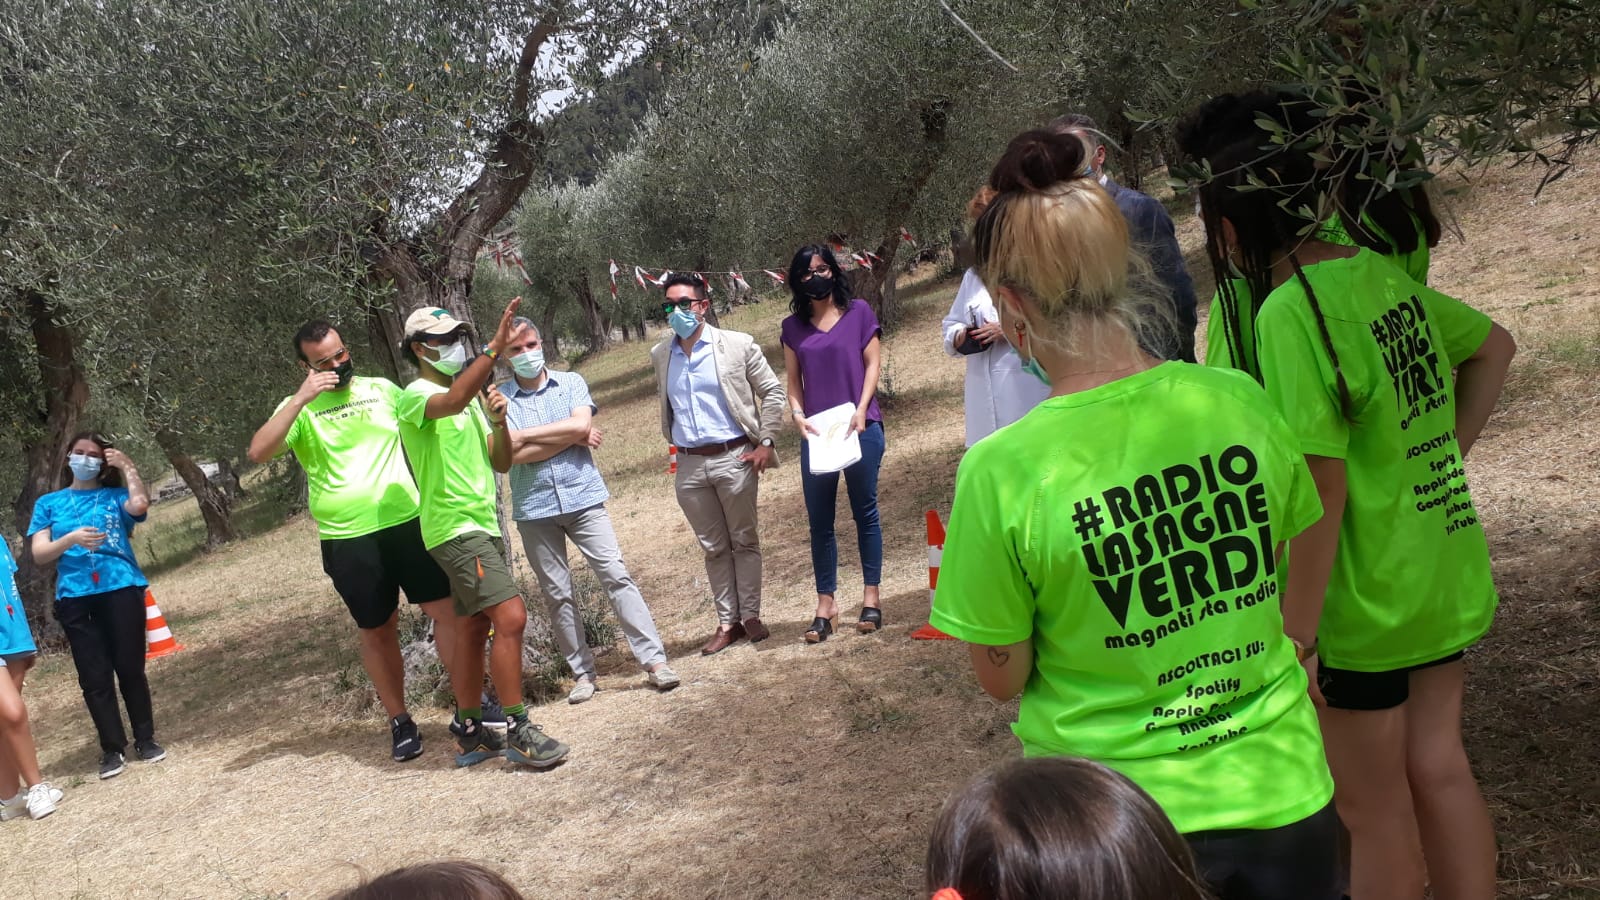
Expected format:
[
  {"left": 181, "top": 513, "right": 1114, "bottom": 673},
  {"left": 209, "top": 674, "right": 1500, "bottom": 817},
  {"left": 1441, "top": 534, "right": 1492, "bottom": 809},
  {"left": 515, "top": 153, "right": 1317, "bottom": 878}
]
[{"left": 509, "top": 406, "right": 595, "bottom": 465}]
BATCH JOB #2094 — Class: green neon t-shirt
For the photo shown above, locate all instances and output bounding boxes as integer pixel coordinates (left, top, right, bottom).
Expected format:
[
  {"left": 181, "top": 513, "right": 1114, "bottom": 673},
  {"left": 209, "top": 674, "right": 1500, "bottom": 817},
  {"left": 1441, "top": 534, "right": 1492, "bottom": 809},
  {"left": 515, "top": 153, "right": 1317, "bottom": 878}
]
[
  {"left": 1254, "top": 249, "right": 1497, "bottom": 671},
  {"left": 1205, "top": 212, "right": 1429, "bottom": 374},
  {"left": 930, "top": 363, "right": 1334, "bottom": 835},
  {"left": 394, "top": 380, "right": 499, "bottom": 550},
  {"left": 277, "top": 376, "right": 421, "bottom": 539}
]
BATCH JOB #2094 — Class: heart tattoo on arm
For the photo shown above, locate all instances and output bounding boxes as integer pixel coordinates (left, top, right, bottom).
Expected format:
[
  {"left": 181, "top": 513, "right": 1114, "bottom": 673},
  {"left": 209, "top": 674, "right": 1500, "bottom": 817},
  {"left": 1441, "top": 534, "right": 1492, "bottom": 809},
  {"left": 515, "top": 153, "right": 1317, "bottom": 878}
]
[{"left": 986, "top": 647, "right": 1011, "bottom": 667}]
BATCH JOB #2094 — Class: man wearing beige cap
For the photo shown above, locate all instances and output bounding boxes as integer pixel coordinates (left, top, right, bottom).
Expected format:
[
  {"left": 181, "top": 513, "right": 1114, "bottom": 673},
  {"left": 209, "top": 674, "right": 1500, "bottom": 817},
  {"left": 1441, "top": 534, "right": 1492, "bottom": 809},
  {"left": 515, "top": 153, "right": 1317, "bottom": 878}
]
[
  {"left": 395, "top": 298, "right": 570, "bottom": 770},
  {"left": 649, "top": 274, "right": 786, "bottom": 655}
]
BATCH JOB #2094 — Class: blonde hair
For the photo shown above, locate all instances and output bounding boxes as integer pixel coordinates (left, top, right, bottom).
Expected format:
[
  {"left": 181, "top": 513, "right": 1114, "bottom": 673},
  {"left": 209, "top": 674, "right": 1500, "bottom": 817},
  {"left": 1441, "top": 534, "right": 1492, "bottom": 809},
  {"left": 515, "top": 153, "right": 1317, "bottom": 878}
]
[{"left": 973, "top": 129, "right": 1166, "bottom": 357}]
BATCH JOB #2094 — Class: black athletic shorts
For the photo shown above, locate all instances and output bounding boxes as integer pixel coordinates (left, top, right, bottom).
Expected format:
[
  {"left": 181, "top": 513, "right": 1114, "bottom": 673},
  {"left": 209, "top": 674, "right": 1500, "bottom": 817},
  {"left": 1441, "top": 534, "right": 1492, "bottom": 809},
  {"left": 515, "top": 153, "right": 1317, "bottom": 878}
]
[
  {"left": 1318, "top": 650, "right": 1466, "bottom": 711},
  {"left": 1187, "top": 802, "right": 1341, "bottom": 900},
  {"left": 320, "top": 517, "right": 453, "bottom": 629}
]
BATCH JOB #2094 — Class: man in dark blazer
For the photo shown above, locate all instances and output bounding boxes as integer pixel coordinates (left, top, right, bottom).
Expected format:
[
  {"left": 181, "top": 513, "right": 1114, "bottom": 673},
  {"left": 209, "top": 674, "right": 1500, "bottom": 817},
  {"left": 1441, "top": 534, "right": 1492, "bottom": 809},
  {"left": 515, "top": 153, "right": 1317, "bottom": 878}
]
[{"left": 1051, "top": 114, "right": 1199, "bottom": 362}]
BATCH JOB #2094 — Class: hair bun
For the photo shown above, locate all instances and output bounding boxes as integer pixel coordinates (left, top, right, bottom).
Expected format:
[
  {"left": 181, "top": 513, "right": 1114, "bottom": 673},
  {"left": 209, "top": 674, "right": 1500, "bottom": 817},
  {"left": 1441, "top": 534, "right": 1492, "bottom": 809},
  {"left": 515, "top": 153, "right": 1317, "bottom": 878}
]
[{"left": 988, "top": 129, "right": 1089, "bottom": 194}]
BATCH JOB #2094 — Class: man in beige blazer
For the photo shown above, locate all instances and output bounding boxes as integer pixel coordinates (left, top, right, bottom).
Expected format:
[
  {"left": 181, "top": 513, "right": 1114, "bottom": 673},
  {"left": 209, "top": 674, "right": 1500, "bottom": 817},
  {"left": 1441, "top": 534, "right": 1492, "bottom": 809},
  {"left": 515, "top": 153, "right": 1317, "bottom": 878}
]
[{"left": 650, "top": 274, "right": 787, "bottom": 654}]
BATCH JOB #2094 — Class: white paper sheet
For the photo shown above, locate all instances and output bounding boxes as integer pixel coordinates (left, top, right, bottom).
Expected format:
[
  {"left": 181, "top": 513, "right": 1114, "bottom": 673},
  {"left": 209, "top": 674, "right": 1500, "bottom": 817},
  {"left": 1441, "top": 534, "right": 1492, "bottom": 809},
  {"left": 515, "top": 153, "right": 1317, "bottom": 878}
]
[{"left": 804, "top": 402, "right": 863, "bottom": 474}]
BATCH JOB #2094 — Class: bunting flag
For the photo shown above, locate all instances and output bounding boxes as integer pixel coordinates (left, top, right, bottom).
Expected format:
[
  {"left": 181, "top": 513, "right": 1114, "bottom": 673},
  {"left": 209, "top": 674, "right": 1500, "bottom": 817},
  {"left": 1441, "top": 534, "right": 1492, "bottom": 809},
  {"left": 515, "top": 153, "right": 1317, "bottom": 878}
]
[
  {"left": 730, "top": 271, "right": 751, "bottom": 291},
  {"left": 899, "top": 226, "right": 917, "bottom": 245},
  {"left": 762, "top": 269, "right": 786, "bottom": 285},
  {"left": 608, "top": 259, "right": 619, "bottom": 299},
  {"left": 634, "top": 266, "right": 649, "bottom": 289},
  {"left": 865, "top": 250, "right": 883, "bottom": 263},
  {"left": 851, "top": 252, "right": 873, "bottom": 270}
]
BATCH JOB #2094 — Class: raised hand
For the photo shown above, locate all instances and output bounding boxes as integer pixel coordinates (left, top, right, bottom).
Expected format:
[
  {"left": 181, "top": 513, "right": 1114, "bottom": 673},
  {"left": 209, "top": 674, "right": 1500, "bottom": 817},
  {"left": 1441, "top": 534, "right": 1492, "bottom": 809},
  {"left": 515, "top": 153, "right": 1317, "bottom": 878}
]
[
  {"left": 489, "top": 296, "right": 526, "bottom": 355},
  {"left": 295, "top": 368, "right": 341, "bottom": 404}
]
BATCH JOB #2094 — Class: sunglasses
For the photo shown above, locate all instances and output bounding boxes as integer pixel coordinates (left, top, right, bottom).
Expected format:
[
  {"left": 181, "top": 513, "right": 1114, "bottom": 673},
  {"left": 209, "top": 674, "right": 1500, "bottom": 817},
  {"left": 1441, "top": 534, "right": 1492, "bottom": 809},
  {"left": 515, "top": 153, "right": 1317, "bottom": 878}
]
[{"left": 661, "top": 298, "right": 699, "bottom": 314}]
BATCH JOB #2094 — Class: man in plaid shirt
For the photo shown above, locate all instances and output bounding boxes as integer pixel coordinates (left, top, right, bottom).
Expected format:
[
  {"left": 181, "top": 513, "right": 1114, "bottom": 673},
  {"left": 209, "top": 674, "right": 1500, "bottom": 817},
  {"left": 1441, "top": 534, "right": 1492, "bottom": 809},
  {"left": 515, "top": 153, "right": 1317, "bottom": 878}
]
[{"left": 499, "top": 318, "right": 679, "bottom": 704}]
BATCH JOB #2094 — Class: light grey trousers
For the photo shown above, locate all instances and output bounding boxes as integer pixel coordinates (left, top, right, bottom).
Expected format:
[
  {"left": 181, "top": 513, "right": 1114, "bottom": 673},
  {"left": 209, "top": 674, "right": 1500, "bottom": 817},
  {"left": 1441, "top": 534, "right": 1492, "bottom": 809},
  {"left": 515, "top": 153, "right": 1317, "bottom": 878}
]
[
  {"left": 516, "top": 505, "right": 667, "bottom": 679},
  {"left": 673, "top": 447, "right": 763, "bottom": 626}
]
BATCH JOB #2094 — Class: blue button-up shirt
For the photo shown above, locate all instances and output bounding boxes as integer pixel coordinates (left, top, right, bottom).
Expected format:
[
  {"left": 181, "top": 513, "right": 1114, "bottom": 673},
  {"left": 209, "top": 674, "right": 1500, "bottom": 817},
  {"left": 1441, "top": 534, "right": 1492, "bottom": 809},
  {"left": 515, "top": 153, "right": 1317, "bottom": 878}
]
[
  {"left": 501, "top": 372, "right": 609, "bottom": 521},
  {"left": 668, "top": 336, "right": 745, "bottom": 448}
]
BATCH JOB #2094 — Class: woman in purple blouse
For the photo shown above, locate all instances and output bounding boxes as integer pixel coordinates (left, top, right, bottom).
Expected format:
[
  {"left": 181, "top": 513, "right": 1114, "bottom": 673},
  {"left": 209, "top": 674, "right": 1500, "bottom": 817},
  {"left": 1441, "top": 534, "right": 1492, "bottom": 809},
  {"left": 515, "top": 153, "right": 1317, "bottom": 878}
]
[{"left": 779, "top": 244, "right": 885, "bottom": 643}]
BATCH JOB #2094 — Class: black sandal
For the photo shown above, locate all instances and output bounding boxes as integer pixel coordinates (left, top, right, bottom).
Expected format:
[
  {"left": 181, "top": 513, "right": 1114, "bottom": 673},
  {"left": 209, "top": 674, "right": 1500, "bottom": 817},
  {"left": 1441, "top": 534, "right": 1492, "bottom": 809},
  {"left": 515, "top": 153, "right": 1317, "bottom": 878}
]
[
  {"left": 804, "top": 616, "right": 834, "bottom": 644},
  {"left": 857, "top": 606, "right": 883, "bottom": 633}
]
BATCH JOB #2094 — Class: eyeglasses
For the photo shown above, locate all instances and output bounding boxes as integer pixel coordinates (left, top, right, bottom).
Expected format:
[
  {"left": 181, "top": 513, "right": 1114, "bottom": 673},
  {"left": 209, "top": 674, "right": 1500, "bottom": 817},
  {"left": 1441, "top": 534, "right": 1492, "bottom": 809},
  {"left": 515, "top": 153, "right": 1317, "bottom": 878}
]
[
  {"left": 661, "top": 297, "right": 698, "bottom": 314},
  {"left": 417, "top": 332, "right": 462, "bottom": 347},
  {"left": 311, "top": 346, "right": 350, "bottom": 370},
  {"left": 801, "top": 267, "right": 832, "bottom": 281}
]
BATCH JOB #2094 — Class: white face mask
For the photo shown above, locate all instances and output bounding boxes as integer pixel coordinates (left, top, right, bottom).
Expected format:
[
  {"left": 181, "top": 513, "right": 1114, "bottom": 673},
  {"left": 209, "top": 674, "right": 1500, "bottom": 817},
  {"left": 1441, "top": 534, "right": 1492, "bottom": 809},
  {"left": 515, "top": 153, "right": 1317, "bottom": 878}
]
[{"left": 431, "top": 341, "right": 468, "bottom": 376}]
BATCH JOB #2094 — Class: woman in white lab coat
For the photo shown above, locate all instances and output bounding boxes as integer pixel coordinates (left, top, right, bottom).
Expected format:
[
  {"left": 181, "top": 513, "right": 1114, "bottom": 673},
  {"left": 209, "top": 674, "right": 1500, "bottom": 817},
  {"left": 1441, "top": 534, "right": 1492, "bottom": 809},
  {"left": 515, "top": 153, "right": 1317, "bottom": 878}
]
[{"left": 943, "top": 267, "right": 1052, "bottom": 447}]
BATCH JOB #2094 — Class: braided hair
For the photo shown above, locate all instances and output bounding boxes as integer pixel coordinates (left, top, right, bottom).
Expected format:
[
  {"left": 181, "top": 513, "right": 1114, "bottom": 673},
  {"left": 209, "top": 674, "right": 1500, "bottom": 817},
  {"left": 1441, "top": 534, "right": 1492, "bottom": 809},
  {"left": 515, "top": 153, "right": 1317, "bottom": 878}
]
[{"left": 1193, "top": 135, "right": 1354, "bottom": 418}]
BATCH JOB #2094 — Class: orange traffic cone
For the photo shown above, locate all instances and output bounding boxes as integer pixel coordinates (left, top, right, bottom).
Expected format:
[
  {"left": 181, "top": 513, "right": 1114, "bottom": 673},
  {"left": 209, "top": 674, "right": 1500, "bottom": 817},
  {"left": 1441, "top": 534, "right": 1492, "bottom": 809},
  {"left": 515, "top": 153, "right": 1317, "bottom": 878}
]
[
  {"left": 910, "top": 510, "right": 956, "bottom": 641},
  {"left": 143, "top": 589, "right": 185, "bottom": 660},
  {"left": 668, "top": 444, "right": 678, "bottom": 474}
]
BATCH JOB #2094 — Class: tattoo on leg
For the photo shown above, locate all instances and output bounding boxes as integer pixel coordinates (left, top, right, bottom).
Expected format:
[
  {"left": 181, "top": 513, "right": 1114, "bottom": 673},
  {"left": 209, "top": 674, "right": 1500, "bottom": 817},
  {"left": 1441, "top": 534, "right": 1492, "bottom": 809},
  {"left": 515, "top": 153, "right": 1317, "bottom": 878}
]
[{"left": 986, "top": 647, "right": 1010, "bottom": 667}]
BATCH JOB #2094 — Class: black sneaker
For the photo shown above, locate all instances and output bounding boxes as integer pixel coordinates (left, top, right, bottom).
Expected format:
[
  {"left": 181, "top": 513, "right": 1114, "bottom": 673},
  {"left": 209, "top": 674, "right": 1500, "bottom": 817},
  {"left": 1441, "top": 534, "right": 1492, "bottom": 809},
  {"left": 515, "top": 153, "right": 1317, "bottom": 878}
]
[
  {"left": 390, "top": 714, "right": 423, "bottom": 762},
  {"left": 135, "top": 740, "right": 167, "bottom": 763},
  {"left": 99, "top": 751, "right": 126, "bottom": 780}
]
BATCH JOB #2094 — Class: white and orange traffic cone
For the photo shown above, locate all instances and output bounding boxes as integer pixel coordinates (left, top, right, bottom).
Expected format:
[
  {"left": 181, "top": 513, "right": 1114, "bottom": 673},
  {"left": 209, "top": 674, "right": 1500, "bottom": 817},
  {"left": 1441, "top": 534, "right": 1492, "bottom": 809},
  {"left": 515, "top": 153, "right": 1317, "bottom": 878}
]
[
  {"left": 143, "top": 589, "right": 185, "bottom": 660},
  {"left": 668, "top": 444, "right": 678, "bottom": 474},
  {"left": 910, "top": 510, "right": 956, "bottom": 641}
]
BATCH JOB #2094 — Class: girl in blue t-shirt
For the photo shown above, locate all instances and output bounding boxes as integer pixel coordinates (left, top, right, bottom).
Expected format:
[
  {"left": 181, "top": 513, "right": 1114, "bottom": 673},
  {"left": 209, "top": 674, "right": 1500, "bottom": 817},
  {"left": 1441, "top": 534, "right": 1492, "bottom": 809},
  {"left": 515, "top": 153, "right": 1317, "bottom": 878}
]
[
  {"left": 0, "top": 537, "right": 61, "bottom": 820},
  {"left": 26, "top": 432, "right": 166, "bottom": 779}
]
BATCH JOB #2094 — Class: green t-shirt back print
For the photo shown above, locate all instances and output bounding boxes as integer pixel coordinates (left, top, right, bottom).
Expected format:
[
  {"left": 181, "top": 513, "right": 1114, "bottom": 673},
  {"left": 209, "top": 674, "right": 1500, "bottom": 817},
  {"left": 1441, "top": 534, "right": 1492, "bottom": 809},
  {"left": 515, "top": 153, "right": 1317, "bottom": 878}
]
[
  {"left": 930, "top": 363, "right": 1333, "bottom": 835},
  {"left": 1254, "top": 249, "right": 1497, "bottom": 671},
  {"left": 394, "top": 379, "right": 500, "bottom": 550},
  {"left": 278, "top": 376, "right": 421, "bottom": 540}
]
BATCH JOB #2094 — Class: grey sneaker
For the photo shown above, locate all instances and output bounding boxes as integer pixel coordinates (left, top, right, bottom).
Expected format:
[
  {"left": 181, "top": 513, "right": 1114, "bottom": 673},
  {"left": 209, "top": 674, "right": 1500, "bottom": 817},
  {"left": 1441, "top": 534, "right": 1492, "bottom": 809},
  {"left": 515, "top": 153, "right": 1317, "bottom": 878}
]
[
  {"left": 505, "top": 717, "right": 569, "bottom": 769},
  {"left": 99, "top": 751, "right": 125, "bottom": 780},
  {"left": 567, "top": 677, "right": 598, "bottom": 705},
  {"left": 135, "top": 740, "right": 167, "bottom": 763},
  {"left": 0, "top": 791, "right": 25, "bottom": 822},
  {"left": 453, "top": 720, "right": 507, "bottom": 768},
  {"left": 647, "top": 665, "right": 681, "bottom": 691},
  {"left": 26, "top": 782, "right": 61, "bottom": 820}
]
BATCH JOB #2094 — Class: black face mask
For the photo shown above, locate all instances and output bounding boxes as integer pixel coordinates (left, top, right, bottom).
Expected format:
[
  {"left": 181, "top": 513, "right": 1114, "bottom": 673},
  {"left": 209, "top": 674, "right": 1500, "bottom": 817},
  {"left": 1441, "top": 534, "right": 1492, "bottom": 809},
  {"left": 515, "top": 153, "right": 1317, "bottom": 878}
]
[
  {"left": 333, "top": 359, "right": 355, "bottom": 389},
  {"left": 801, "top": 275, "right": 834, "bottom": 299}
]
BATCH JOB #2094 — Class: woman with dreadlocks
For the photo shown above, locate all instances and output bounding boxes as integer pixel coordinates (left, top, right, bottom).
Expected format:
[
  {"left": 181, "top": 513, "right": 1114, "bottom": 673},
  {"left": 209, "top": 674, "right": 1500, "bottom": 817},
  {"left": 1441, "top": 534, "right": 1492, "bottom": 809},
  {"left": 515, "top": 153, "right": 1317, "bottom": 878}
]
[
  {"left": 1188, "top": 113, "right": 1515, "bottom": 900},
  {"left": 1176, "top": 89, "right": 1443, "bottom": 377}
]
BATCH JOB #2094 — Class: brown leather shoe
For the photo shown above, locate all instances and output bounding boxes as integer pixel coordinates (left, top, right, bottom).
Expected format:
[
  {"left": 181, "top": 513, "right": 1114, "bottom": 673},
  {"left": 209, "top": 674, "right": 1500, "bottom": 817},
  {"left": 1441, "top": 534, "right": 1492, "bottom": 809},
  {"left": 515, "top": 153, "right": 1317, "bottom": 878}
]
[
  {"left": 742, "top": 617, "right": 770, "bottom": 643},
  {"left": 701, "top": 623, "right": 746, "bottom": 655}
]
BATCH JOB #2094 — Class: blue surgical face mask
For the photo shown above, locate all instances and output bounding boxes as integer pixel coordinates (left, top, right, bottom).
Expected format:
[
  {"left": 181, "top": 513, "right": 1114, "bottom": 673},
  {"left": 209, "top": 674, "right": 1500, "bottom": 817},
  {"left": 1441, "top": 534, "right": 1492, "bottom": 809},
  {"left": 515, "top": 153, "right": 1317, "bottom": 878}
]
[
  {"left": 1002, "top": 305, "right": 1051, "bottom": 387},
  {"left": 668, "top": 307, "right": 700, "bottom": 340},
  {"left": 510, "top": 348, "right": 545, "bottom": 379},
  {"left": 69, "top": 453, "right": 102, "bottom": 481},
  {"left": 1019, "top": 351, "right": 1052, "bottom": 387}
]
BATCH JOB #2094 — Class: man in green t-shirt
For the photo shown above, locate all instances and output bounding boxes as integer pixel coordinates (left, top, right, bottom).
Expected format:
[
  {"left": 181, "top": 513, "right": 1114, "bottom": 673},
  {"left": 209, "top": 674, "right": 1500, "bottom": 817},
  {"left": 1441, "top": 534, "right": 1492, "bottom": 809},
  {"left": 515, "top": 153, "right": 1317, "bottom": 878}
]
[
  {"left": 395, "top": 300, "right": 569, "bottom": 770},
  {"left": 248, "top": 320, "right": 464, "bottom": 764}
]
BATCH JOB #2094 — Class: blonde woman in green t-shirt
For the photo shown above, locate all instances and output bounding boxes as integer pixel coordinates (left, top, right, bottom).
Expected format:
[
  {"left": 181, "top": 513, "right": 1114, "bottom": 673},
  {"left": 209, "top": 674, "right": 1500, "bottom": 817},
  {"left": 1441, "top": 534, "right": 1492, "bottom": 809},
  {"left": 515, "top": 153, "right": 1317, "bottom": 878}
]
[
  {"left": 930, "top": 128, "right": 1339, "bottom": 900},
  {"left": 1190, "top": 128, "right": 1516, "bottom": 900}
]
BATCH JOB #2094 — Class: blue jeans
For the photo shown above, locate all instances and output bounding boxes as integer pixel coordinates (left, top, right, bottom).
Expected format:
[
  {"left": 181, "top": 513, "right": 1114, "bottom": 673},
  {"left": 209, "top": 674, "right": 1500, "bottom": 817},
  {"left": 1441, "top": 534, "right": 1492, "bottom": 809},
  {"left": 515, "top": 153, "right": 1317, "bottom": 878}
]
[{"left": 798, "top": 420, "right": 884, "bottom": 595}]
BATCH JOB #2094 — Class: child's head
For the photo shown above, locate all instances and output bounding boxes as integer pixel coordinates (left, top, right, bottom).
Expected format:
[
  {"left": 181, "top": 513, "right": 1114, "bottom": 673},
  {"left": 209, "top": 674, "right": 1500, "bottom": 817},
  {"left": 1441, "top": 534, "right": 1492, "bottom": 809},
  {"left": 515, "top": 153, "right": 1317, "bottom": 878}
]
[
  {"left": 926, "top": 757, "right": 1208, "bottom": 900},
  {"left": 328, "top": 861, "right": 525, "bottom": 900}
]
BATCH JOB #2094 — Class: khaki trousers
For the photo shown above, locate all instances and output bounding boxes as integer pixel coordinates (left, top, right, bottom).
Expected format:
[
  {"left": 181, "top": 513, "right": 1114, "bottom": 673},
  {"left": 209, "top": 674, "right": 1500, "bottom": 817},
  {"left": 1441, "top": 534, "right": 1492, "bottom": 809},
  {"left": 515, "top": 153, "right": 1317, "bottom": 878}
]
[{"left": 673, "top": 448, "right": 763, "bottom": 625}]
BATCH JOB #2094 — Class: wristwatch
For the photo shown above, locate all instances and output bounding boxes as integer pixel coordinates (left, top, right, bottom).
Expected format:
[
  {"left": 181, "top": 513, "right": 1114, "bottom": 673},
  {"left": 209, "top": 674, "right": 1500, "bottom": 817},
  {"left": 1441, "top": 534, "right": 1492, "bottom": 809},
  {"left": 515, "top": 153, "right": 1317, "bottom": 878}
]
[
  {"left": 480, "top": 343, "right": 499, "bottom": 360},
  {"left": 760, "top": 437, "right": 775, "bottom": 448}
]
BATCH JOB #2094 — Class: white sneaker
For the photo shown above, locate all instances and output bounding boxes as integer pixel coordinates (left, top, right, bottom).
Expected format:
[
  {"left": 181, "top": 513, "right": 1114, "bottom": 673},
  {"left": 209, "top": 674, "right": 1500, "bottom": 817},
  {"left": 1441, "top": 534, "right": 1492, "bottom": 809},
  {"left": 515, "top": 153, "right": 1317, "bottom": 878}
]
[
  {"left": 0, "top": 792, "right": 25, "bottom": 822},
  {"left": 567, "top": 677, "right": 598, "bottom": 705},
  {"left": 647, "top": 665, "right": 681, "bottom": 691},
  {"left": 26, "top": 783, "right": 61, "bottom": 820}
]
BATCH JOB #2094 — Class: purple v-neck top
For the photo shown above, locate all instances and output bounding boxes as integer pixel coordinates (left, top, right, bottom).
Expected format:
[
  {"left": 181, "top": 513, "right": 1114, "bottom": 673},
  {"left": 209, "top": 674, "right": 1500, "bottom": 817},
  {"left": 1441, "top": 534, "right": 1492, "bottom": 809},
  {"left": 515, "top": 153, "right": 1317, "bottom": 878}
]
[{"left": 780, "top": 298, "right": 884, "bottom": 422}]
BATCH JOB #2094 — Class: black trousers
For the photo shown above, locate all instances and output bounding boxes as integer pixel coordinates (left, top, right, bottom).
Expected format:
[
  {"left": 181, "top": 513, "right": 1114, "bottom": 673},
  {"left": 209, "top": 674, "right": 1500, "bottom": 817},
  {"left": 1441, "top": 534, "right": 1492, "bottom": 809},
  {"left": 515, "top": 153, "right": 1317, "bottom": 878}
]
[
  {"left": 1187, "top": 802, "right": 1341, "bottom": 900},
  {"left": 56, "top": 586, "right": 155, "bottom": 754}
]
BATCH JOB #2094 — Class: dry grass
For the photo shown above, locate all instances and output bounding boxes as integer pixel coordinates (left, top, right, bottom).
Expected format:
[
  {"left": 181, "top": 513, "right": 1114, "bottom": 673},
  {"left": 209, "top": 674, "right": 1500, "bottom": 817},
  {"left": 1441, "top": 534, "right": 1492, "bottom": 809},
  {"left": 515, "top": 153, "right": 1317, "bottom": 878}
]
[{"left": 4, "top": 153, "right": 1600, "bottom": 899}]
